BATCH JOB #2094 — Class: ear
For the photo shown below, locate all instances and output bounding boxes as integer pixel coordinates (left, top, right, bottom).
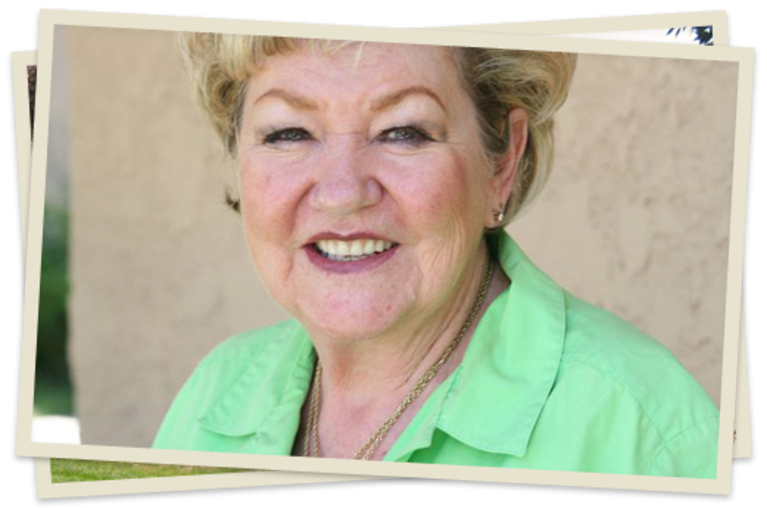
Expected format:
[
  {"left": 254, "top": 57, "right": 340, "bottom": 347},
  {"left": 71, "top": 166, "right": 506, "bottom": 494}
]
[{"left": 487, "top": 108, "right": 529, "bottom": 226}]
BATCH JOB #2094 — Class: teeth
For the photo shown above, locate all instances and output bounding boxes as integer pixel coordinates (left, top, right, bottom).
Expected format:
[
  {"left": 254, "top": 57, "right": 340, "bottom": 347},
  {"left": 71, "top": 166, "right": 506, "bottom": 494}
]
[{"left": 314, "top": 239, "right": 395, "bottom": 261}]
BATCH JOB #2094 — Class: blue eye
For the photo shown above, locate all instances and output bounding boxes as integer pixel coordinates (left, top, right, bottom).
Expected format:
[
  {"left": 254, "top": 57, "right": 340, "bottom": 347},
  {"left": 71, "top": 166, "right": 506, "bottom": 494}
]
[
  {"left": 263, "top": 128, "right": 312, "bottom": 144},
  {"left": 379, "top": 126, "right": 435, "bottom": 145}
]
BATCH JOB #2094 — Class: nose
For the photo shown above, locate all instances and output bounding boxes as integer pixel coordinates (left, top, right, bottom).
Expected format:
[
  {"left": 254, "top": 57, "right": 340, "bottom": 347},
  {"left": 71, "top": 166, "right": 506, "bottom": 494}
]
[{"left": 308, "top": 134, "right": 383, "bottom": 216}]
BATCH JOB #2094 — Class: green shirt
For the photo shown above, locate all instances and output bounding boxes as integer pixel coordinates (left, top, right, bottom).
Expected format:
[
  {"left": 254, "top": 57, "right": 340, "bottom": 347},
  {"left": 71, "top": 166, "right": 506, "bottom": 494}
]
[{"left": 153, "top": 232, "right": 719, "bottom": 478}]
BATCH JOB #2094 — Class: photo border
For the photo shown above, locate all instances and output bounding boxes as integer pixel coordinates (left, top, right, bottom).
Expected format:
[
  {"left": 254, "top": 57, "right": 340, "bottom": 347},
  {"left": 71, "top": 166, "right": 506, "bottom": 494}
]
[{"left": 17, "top": 9, "right": 752, "bottom": 496}]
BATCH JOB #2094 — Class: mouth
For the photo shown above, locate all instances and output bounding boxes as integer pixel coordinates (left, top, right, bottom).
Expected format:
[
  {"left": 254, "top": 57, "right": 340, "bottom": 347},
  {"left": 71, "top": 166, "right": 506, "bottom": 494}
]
[
  {"left": 303, "top": 233, "right": 401, "bottom": 274},
  {"left": 312, "top": 238, "right": 398, "bottom": 262}
]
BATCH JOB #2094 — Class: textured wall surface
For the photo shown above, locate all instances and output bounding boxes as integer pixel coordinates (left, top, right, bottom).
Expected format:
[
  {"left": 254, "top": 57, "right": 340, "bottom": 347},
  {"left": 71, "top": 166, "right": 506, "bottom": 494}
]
[{"left": 62, "top": 28, "right": 737, "bottom": 447}]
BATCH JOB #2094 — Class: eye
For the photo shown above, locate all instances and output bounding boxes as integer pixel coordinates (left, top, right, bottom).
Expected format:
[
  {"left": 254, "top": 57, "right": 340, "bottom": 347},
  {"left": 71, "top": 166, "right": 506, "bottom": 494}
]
[
  {"left": 262, "top": 127, "right": 312, "bottom": 145},
  {"left": 378, "top": 125, "right": 436, "bottom": 146}
]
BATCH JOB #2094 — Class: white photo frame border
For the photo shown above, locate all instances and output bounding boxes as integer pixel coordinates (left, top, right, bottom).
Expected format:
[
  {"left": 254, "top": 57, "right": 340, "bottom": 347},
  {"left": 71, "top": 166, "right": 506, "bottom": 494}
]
[{"left": 21, "top": 13, "right": 752, "bottom": 496}]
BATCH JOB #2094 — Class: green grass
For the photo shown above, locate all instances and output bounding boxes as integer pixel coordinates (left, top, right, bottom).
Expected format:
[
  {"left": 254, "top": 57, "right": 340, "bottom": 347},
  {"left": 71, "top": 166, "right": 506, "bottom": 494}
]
[{"left": 51, "top": 458, "right": 253, "bottom": 483}]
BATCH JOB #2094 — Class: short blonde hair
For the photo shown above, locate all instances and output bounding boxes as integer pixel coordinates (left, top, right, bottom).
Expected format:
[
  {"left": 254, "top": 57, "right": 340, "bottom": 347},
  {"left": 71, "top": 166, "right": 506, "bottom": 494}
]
[{"left": 181, "top": 34, "right": 576, "bottom": 223}]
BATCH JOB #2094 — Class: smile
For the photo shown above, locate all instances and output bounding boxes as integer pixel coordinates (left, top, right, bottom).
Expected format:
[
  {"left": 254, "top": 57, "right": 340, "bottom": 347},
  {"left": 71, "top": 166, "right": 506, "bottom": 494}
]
[
  {"left": 304, "top": 235, "right": 400, "bottom": 274},
  {"left": 314, "top": 239, "right": 396, "bottom": 262}
]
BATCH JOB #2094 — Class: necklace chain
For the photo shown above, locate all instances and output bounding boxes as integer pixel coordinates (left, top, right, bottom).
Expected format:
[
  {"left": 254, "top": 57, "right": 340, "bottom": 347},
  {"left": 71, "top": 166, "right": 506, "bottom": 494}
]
[{"left": 303, "top": 253, "right": 496, "bottom": 460}]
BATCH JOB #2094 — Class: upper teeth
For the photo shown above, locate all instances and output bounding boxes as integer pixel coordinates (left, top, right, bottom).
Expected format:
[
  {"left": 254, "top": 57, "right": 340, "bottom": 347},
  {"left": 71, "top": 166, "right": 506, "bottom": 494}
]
[{"left": 316, "top": 239, "right": 394, "bottom": 257}]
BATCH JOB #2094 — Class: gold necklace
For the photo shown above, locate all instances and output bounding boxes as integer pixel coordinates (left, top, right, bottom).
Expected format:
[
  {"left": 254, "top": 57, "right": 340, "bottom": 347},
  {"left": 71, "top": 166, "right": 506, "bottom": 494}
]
[{"left": 302, "top": 253, "right": 496, "bottom": 460}]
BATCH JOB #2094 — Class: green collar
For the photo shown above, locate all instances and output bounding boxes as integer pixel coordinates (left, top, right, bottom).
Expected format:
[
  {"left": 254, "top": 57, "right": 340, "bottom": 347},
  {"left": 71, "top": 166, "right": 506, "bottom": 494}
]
[{"left": 197, "top": 232, "right": 566, "bottom": 459}]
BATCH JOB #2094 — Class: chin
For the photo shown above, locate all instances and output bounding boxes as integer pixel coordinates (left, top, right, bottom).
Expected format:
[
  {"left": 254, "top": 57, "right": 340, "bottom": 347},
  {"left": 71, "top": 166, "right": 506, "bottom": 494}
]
[{"left": 300, "top": 305, "right": 404, "bottom": 342}]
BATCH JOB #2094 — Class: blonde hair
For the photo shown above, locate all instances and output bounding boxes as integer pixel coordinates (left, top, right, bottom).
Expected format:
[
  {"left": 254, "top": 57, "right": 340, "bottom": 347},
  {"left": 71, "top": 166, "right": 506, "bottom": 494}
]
[{"left": 181, "top": 34, "right": 576, "bottom": 223}]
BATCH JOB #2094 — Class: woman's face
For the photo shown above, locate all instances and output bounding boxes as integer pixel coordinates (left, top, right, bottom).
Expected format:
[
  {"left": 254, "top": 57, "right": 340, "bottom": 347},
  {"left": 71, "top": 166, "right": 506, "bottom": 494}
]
[{"left": 237, "top": 43, "right": 500, "bottom": 342}]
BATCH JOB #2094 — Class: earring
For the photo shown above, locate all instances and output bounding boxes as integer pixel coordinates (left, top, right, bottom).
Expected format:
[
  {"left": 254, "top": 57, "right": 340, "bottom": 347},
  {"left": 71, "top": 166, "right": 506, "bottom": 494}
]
[{"left": 492, "top": 210, "right": 505, "bottom": 224}]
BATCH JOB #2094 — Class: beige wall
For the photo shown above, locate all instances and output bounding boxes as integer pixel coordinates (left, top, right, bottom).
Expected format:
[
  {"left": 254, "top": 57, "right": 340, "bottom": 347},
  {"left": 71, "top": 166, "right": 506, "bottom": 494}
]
[{"left": 62, "top": 27, "right": 736, "bottom": 447}]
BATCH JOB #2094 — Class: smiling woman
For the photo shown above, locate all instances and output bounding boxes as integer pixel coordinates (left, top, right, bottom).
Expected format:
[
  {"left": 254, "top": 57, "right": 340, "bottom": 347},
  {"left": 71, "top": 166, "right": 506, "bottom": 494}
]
[{"left": 152, "top": 35, "right": 719, "bottom": 477}]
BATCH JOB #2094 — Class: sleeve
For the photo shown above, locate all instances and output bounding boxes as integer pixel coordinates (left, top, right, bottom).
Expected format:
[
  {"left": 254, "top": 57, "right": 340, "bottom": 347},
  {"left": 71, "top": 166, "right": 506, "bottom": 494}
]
[{"left": 644, "top": 415, "right": 720, "bottom": 479}]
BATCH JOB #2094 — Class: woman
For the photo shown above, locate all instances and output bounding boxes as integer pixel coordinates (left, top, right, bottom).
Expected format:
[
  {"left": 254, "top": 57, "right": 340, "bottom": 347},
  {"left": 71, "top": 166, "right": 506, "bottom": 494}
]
[{"left": 153, "top": 35, "right": 719, "bottom": 477}]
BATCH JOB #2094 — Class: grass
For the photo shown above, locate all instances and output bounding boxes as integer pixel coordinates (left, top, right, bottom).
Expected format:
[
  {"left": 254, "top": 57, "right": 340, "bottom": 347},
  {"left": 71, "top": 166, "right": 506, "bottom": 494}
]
[{"left": 51, "top": 458, "right": 252, "bottom": 483}]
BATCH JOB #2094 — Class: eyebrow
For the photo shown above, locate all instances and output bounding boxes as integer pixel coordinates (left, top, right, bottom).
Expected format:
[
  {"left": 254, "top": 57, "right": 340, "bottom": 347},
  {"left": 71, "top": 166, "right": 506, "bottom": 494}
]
[
  {"left": 252, "top": 85, "right": 447, "bottom": 114},
  {"left": 252, "top": 89, "right": 320, "bottom": 111},
  {"left": 370, "top": 86, "right": 447, "bottom": 114}
]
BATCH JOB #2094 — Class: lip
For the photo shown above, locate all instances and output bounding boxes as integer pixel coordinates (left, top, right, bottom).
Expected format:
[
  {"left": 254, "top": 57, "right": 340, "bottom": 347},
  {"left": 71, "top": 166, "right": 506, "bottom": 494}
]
[
  {"left": 303, "top": 232, "right": 400, "bottom": 275},
  {"left": 304, "top": 231, "right": 396, "bottom": 245}
]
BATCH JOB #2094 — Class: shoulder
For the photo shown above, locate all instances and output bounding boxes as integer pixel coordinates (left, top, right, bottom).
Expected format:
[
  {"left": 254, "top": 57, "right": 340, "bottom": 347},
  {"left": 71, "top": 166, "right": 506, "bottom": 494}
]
[
  {"left": 195, "top": 319, "right": 301, "bottom": 372},
  {"left": 169, "top": 318, "right": 302, "bottom": 405},
  {"left": 561, "top": 292, "right": 682, "bottom": 371},
  {"left": 559, "top": 292, "right": 715, "bottom": 412},
  {"left": 553, "top": 292, "right": 719, "bottom": 477},
  {"left": 558, "top": 292, "right": 719, "bottom": 423},
  {"left": 152, "top": 319, "right": 301, "bottom": 450}
]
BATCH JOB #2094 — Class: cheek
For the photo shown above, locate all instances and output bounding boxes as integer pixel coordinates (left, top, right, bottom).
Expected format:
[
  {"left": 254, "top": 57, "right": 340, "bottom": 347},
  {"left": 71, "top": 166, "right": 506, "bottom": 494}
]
[
  {"left": 237, "top": 155, "right": 310, "bottom": 306},
  {"left": 238, "top": 153, "right": 308, "bottom": 244},
  {"left": 380, "top": 151, "right": 488, "bottom": 285},
  {"left": 380, "top": 150, "right": 486, "bottom": 234}
]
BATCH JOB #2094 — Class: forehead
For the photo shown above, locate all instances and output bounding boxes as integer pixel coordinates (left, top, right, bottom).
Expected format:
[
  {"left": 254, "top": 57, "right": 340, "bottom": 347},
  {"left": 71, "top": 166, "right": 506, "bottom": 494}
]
[{"left": 247, "top": 43, "right": 464, "bottom": 101}]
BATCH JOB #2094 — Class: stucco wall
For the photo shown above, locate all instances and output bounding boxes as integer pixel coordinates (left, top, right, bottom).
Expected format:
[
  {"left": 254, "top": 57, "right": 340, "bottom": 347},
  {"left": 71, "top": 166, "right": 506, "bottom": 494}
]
[{"left": 62, "top": 27, "right": 736, "bottom": 447}]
